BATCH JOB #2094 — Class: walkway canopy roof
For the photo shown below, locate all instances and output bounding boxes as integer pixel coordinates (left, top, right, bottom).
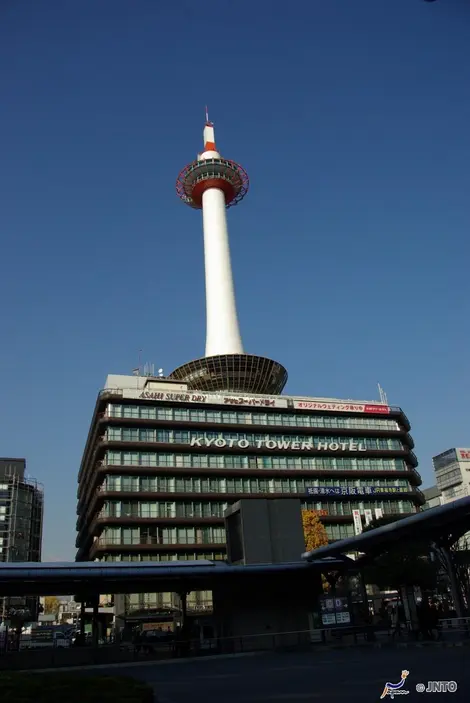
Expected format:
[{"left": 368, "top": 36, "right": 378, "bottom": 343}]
[
  {"left": 0, "top": 557, "right": 345, "bottom": 598},
  {"left": 302, "top": 496, "right": 470, "bottom": 562}
]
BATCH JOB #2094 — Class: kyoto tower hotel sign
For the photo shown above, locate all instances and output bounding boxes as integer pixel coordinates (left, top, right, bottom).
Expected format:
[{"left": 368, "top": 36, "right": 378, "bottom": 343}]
[{"left": 170, "top": 117, "right": 287, "bottom": 395}]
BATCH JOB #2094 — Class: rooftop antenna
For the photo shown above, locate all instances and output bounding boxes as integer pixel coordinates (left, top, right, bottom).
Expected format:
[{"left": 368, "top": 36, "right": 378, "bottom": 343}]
[
  {"left": 132, "top": 349, "right": 143, "bottom": 377},
  {"left": 205, "top": 105, "right": 211, "bottom": 125},
  {"left": 378, "top": 383, "right": 388, "bottom": 405}
]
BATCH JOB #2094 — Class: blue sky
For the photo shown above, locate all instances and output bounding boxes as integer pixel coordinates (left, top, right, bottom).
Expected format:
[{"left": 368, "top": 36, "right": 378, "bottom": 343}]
[{"left": 1, "top": 0, "right": 469, "bottom": 561}]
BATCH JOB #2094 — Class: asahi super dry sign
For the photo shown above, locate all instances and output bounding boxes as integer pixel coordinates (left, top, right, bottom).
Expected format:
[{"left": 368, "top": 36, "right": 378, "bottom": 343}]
[
  {"left": 117, "top": 386, "right": 390, "bottom": 414},
  {"left": 137, "top": 390, "right": 288, "bottom": 408}
]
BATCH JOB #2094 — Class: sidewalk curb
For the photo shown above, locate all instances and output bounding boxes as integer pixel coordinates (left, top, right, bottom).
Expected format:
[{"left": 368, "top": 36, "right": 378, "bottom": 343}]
[
  {"left": 321, "top": 640, "right": 469, "bottom": 651},
  {"left": 15, "top": 650, "right": 263, "bottom": 674},
  {"left": 8, "top": 641, "right": 470, "bottom": 673}
]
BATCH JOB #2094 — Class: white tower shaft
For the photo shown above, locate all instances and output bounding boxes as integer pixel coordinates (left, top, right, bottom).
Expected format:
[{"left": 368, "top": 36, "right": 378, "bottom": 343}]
[{"left": 202, "top": 187, "right": 244, "bottom": 356}]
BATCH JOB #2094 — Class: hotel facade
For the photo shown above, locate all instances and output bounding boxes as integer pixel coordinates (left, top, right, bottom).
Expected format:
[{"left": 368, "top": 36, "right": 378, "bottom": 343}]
[{"left": 76, "top": 375, "right": 423, "bottom": 611}]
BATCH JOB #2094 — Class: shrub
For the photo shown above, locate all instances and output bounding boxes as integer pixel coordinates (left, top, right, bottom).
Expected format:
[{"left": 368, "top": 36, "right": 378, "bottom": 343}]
[{"left": 0, "top": 673, "right": 154, "bottom": 702}]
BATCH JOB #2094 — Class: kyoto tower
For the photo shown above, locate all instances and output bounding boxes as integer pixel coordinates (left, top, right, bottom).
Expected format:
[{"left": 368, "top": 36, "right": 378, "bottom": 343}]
[{"left": 169, "top": 116, "right": 287, "bottom": 395}]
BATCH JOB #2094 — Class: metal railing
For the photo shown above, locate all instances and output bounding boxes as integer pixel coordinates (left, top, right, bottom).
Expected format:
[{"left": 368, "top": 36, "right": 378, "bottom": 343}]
[
  {"left": 94, "top": 536, "right": 226, "bottom": 547},
  {"left": 103, "top": 411, "right": 403, "bottom": 433},
  {"left": 97, "top": 482, "right": 414, "bottom": 496},
  {"left": 96, "top": 509, "right": 226, "bottom": 520},
  {"left": 124, "top": 600, "right": 213, "bottom": 614},
  {"left": 101, "top": 433, "right": 405, "bottom": 450},
  {"left": 1, "top": 619, "right": 469, "bottom": 671},
  {"left": 0, "top": 620, "right": 470, "bottom": 670}
]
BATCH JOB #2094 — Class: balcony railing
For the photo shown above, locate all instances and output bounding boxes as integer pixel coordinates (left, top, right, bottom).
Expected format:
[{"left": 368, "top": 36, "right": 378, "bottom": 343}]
[
  {"left": 414, "top": 488, "right": 426, "bottom": 505},
  {"left": 96, "top": 510, "right": 225, "bottom": 521},
  {"left": 97, "top": 391, "right": 411, "bottom": 427},
  {"left": 99, "top": 434, "right": 405, "bottom": 452},
  {"left": 410, "top": 467, "right": 422, "bottom": 486},
  {"left": 97, "top": 483, "right": 414, "bottom": 497},
  {"left": 101, "top": 412, "right": 403, "bottom": 433},
  {"left": 95, "top": 459, "right": 413, "bottom": 473},
  {"left": 123, "top": 600, "right": 213, "bottom": 614},
  {"left": 94, "top": 536, "right": 226, "bottom": 547}
]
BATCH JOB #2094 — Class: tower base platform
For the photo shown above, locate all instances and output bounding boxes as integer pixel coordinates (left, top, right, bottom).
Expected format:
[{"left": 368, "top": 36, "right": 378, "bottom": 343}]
[{"left": 169, "top": 354, "right": 288, "bottom": 395}]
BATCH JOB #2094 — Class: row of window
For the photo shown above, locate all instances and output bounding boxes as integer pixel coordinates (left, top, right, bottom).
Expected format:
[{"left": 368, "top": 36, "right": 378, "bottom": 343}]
[
  {"left": 124, "top": 592, "right": 213, "bottom": 608},
  {"left": 99, "top": 526, "right": 226, "bottom": 545},
  {"left": 99, "top": 498, "right": 416, "bottom": 519},
  {"left": 99, "top": 552, "right": 225, "bottom": 562},
  {"left": 101, "top": 475, "right": 414, "bottom": 497},
  {"left": 98, "top": 522, "right": 354, "bottom": 543},
  {"left": 101, "top": 475, "right": 411, "bottom": 495},
  {"left": 105, "top": 428, "right": 403, "bottom": 451},
  {"left": 327, "top": 524, "right": 355, "bottom": 539},
  {"left": 104, "top": 451, "right": 408, "bottom": 472},
  {"left": 108, "top": 404, "right": 401, "bottom": 431},
  {"left": 102, "top": 475, "right": 410, "bottom": 493},
  {"left": 101, "top": 500, "right": 229, "bottom": 519},
  {"left": 436, "top": 468, "right": 462, "bottom": 491}
]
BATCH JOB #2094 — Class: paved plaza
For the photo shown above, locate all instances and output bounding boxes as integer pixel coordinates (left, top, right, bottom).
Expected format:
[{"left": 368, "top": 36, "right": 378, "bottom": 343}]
[{"left": 72, "top": 645, "right": 469, "bottom": 702}]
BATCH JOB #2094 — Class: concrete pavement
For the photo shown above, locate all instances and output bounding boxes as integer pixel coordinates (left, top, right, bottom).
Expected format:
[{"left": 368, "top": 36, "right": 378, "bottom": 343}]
[{"left": 71, "top": 646, "right": 469, "bottom": 702}]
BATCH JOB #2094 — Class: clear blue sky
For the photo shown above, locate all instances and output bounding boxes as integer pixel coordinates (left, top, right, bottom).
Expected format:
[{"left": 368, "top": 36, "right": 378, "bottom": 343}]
[{"left": 1, "top": 0, "right": 469, "bottom": 561}]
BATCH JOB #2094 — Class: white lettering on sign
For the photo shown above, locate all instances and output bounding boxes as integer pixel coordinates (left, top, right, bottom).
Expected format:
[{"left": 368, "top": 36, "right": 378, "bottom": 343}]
[
  {"left": 223, "top": 396, "right": 277, "bottom": 407},
  {"left": 293, "top": 401, "right": 390, "bottom": 415},
  {"left": 189, "top": 437, "right": 366, "bottom": 451},
  {"left": 352, "top": 510, "right": 363, "bottom": 536},
  {"left": 135, "top": 390, "right": 288, "bottom": 408},
  {"left": 139, "top": 391, "right": 208, "bottom": 403}
]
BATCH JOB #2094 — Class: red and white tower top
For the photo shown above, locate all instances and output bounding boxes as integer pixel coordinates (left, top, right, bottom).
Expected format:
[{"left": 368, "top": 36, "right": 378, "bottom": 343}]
[{"left": 176, "top": 115, "right": 249, "bottom": 210}]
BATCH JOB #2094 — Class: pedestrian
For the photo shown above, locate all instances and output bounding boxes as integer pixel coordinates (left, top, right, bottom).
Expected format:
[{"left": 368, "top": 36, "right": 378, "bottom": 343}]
[
  {"left": 391, "top": 605, "right": 402, "bottom": 640},
  {"left": 428, "top": 602, "right": 439, "bottom": 640}
]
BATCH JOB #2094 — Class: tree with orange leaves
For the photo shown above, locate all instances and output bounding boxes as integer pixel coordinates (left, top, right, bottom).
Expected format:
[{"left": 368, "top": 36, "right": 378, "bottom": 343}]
[{"left": 302, "top": 510, "right": 329, "bottom": 552}]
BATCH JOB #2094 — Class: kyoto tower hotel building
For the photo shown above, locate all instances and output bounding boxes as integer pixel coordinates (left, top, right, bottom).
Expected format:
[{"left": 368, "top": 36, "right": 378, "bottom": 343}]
[{"left": 76, "top": 119, "right": 423, "bottom": 610}]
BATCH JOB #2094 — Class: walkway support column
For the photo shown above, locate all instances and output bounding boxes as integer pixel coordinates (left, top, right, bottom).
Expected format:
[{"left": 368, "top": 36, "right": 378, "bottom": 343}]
[
  {"left": 440, "top": 545, "right": 464, "bottom": 618},
  {"left": 80, "top": 602, "right": 85, "bottom": 638},
  {"left": 91, "top": 597, "right": 99, "bottom": 647}
]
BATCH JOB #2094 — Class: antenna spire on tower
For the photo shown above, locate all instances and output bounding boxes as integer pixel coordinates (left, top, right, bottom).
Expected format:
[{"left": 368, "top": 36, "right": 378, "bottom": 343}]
[{"left": 205, "top": 105, "right": 211, "bottom": 125}]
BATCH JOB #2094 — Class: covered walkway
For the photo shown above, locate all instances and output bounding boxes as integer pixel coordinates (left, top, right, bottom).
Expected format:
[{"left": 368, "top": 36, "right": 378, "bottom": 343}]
[{"left": 0, "top": 558, "right": 346, "bottom": 598}]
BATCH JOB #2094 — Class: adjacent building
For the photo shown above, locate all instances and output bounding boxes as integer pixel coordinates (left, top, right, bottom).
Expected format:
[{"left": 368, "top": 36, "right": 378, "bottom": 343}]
[
  {"left": 0, "top": 458, "right": 44, "bottom": 621},
  {"left": 422, "top": 485, "right": 442, "bottom": 511},
  {"left": 432, "top": 448, "right": 470, "bottom": 504}
]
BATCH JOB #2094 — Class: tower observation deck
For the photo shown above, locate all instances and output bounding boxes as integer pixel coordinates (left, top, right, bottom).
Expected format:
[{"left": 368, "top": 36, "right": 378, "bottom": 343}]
[{"left": 170, "top": 118, "right": 287, "bottom": 395}]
